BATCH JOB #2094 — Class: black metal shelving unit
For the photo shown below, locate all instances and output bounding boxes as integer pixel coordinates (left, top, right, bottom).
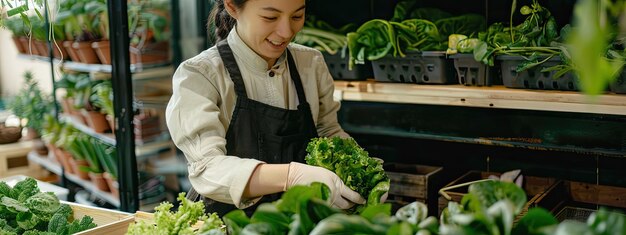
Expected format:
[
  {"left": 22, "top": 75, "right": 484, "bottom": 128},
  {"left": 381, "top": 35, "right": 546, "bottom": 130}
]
[{"left": 31, "top": 0, "right": 182, "bottom": 213}]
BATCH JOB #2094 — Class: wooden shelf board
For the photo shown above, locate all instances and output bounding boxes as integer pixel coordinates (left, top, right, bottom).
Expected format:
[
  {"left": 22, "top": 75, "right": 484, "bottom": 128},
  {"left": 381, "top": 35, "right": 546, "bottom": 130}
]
[{"left": 334, "top": 81, "right": 626, "bottom": 116}]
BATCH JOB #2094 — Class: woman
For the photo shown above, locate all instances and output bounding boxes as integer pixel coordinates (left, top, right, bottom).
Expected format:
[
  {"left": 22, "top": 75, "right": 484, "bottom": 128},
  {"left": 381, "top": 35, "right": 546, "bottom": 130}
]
[{"left": 165, "top": 0, "right": 364, "bottom": 215}]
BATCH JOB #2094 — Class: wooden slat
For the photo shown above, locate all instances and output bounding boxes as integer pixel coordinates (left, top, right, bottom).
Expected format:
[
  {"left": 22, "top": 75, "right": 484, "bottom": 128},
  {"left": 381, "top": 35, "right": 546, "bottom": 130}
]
[
  {"left": 66, "top": 202, "right": 134, "bottom": 235},
  {"left": 334, "top": 81, "right": 626, "bottom": 116}
]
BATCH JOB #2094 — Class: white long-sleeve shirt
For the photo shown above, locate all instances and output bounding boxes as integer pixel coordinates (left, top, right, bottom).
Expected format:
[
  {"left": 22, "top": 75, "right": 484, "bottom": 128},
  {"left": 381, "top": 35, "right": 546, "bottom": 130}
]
[{"left": 165, "top": 28, "right": 348, "bottom": 208}]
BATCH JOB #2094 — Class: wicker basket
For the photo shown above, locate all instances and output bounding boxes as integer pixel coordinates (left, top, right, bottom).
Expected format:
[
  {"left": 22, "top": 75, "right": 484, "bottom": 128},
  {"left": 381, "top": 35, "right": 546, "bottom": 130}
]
[{"left": 0, "top": 125, "right": 22, "bottom": 144}]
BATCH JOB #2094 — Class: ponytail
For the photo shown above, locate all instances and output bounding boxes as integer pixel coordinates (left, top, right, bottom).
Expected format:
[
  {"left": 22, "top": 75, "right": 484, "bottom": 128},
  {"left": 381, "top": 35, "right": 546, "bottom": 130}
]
[{"left": 208, "top": 0, "right": 245, "bottom": 42}]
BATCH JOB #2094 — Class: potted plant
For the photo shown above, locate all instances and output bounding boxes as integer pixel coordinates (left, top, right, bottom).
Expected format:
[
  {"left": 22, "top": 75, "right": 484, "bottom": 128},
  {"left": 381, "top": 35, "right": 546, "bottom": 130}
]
[
  {"left": 87, "top": 1, "right": 112, "bottom": 64},
  {"left": 95, "top": 142, "right": 118, "bottom": 197},
  {"left": 1, "top": 0, "right": 62, "bottom": 56},
  {"left": 7, "top": 71, "right": 54, "bottom": 140},
  {"left": 128, "top": 0, "right": 170, "bottom": 65},
  {"left": 56, "top": 72, "right": 90, "bottom": 124},
  {"left": 56, "top": 0, "right": 103, "bottom": 64},
  {"left": 76, "top": 80, "right": 110, "bottom": 133},
  {"left": 80, "top": 136, "right": 109, "bottom": 192},
  {"left": 2, "top": 17, "right": 29, "bottom": 54},
  {"left": 90, "top": 80, "right": 115, "bottom": 133},
  {"left": 54, "top": 123, "right": 78, "bottom": 175},
  {"left": 30, "top": 15, "right": 50, "bottom": 57},
  {"left": 41, "top": 114, "right": 62, "bottom": 160},
  {"left": 64, "top": 133, "right": 93, "bottom": 181}
]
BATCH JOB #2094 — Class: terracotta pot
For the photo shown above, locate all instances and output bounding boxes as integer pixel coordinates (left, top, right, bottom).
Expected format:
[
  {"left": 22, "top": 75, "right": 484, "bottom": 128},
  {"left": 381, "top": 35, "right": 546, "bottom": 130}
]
[
  {"left": 89, "top": 172, "right": 110, "bottom": 192},
  {"left": 106, "top": 114, "right": 115, "bottom": 135},
  {"left": 103, "top": 172, "right": 119, "bottom": 198},
  {"left": 34, "top": 40, "right": 49, "bottom": 57},
  {"left": 69, "top": 158, "right": 91, "bottom": 180},
  {"left": 45, "top": 143, "right": 57, "bottom": 161},
  {"left": 19, "top": 37, "right": 39, "bottom": 55},
  {"left": 63, "top": 41, "right": 81, "bottom": 62},
  {"left": 81, "top": 110, "right": 110, "bottom": 133},
  {"left": 12, "top": 37, "right": 27, "bottom": 54},
  {"left": 72, "top": 41, "right": 100, "bottom": 64},
  {"left": 91, "top": 40, "right": 111, "bottom": 65},
  {"left": 53, "top": 148, "right": 74, "bottom": 174},
  {"left": 51, "top": 41, "right": 69, "bottom": 60},
  {"left": 130, "top": 41, "right": 169, "bottom": 65}
]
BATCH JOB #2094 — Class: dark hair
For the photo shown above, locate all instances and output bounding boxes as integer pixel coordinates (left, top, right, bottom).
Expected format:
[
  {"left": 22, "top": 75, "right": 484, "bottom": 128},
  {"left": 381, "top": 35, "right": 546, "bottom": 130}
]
[{"left": 208, "top": 0, "right": 247, "bottom": 41}]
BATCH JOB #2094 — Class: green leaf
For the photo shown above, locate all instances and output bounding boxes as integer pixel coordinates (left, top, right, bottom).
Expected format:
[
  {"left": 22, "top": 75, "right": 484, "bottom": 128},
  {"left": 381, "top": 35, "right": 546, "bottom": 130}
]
[
  {"left": 309, "top": 214, "right": 386, "bottom": 235},
  {"left": 250, "top": 203, "right": 290, "bottom": 233},
  {"left": 387, "top": 221, "right": 414, "bottom": 235},
  {"left": 360, "top": 203, "right": 391, "bottom": 222},
  {"left": 395, "top": 201, "right": 428, "bottom": 226},
  {"left": 586, "top": 208, "right": 626, "bottom": 235},
  {"left": 7, "top": 4, "right": 29, "bottom": 17},
  {"left": 512, "top": 207, "right": 558, "bottom": 235},
  {"left": 241, "top": 222, "right": 280, "bottom": 235},
  {"left": 224, "top": 210, "right": 251, "bottom": 235},
  {"left": 466, "top": 181, "right": 527, "bottom": 215},
  {"left": 1, "top": 197, "right": 29, "bottom": 213},
  {"left": 16, "top": 211, "right": 39, "bottom": 230}
]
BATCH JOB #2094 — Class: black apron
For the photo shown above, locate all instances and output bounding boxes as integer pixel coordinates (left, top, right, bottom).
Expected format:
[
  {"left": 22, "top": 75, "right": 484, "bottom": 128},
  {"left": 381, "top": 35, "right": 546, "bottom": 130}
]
[{"left": 186, "top": 40, "right": 319, "bottom": 216}]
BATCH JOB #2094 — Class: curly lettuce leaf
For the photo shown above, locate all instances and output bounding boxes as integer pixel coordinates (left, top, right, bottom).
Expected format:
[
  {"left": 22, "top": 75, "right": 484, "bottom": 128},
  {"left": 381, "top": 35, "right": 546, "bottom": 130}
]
[{"left": 305, "top": 137, "right": 389, "bottom": 207}]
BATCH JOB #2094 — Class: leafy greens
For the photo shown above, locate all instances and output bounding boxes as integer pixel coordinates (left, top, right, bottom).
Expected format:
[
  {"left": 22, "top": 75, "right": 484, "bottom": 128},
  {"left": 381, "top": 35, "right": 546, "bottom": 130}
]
[{"left": 305, "top": 137, "right": 390, "bottom": 206}]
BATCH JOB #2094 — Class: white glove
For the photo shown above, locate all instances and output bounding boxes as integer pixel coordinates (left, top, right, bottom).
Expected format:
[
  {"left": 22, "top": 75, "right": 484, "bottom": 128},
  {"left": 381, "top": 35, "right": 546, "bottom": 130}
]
[{"left": 285, "top": 162, "right": 366, "bottom": 209}]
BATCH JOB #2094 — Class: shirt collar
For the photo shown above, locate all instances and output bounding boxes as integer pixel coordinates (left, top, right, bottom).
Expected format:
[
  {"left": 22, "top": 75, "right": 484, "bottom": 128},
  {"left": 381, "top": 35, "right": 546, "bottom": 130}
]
[{"left": 227, "top": 27, "right": 287, "bottom": 73}]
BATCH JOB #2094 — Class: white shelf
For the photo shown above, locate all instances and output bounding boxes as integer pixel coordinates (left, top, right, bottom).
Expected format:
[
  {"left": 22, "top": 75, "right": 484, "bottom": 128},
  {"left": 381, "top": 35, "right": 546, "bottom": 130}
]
[
  {"left": 27, "top": 151, "right": 62, "bottom": 175},
  {"left": 17, "top": 54, "right": 171, "bottom": 74},
  {"left": 27, "top": 151, "right": 120, "bottom": 207},
  {"left": 60, "top": 115, "right": 173, "bottom": 157},
  {"left": 334, "top": 81, "right": 626, "bottom": 116},
  {"left": 65, "top": 172, "right": 120, "bottom": 208}
]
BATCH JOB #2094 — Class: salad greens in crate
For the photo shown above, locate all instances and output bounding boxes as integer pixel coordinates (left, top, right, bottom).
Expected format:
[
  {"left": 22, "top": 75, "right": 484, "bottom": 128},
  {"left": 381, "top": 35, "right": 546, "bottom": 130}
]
[{"left": 0, "top": 177, "right": 96, "bottom": 235}]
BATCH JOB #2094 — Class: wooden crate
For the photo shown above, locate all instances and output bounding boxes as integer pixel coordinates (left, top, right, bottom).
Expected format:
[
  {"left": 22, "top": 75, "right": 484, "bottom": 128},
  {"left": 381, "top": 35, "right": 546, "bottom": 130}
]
[
  {"left": 533, "top": 180, "right": 626, "bottom": 222},
  {"left": 437, "top": 171, "right": 557, "bottom": 216},
  {"left": 65, "top": 202, "right": 134, "bottom": 235},
  {"left": 0, "top": 140, "right": 37, "bottom": 178},
  {"left": 384, "top": 163, "right": 448, "bottom": 216},
  {"left": 385, "top": 163, "right": 443, "bottom": 199}
]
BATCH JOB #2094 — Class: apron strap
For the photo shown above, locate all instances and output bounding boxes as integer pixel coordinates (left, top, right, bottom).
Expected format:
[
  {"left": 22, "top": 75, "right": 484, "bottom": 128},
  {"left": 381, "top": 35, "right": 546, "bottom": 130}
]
[
  {"left": 217, "top": 40, "right": 248, "bottom": 98},
  {"left": 286, "top": 50, "right": 309, "bottom": 106},
  {"left": 186, "top": 187, "right": 202, "bottom": 201}
]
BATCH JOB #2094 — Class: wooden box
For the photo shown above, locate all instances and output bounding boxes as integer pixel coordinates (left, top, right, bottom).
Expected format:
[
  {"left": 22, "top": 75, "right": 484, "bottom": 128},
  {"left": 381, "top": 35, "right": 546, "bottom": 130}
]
[
  {"left": 384, "top": 163, "right": 447, "bottom": 215},
  {"left": 66, "top": 202, "right": 134, "bottom": 235},
  {"left": 533, "top": 180, "right": 626, "bottom": 222},
  {"left": 437, "top": 171, "right": 557, "bottom": 216},
  {"left": 385, "top": 163, "right": 443, "bottom": 199},
  {"left": 0, "top": 140, "right": 36, "bottom": 178}
]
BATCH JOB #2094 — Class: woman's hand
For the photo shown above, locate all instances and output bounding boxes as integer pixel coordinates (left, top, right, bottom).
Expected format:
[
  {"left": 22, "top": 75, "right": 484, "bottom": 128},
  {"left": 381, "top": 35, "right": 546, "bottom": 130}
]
[{"left": 285, "top": 162, "right": 366, "bottom": 209}]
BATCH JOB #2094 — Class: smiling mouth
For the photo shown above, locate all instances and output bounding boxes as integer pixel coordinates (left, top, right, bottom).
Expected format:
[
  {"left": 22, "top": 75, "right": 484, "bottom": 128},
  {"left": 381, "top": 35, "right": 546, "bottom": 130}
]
[{"left": 268, "top": 39, "right": 285, "bottom": 47}]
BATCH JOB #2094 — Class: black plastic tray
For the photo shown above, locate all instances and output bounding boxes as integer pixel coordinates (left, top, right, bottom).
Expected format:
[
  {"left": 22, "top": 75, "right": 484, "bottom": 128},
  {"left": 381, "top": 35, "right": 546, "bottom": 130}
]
[
  {"left": 371, "top": 51, "right": 456, "bottom": 84},
  {"left": 322, "top": 52, "right": 372, "bottom": 80},
  {"left": 498, "top": 55, "right": 579, "bottom": 91},
  {"left": 451, "top": 53, "right": 499, "bottom": 86}
]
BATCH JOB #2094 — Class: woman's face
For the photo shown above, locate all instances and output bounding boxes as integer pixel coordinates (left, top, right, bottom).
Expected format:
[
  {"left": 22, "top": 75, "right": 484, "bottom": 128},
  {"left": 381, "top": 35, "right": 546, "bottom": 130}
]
[{"left": 227, "top": 0, "right": 305, "bottom": 67}]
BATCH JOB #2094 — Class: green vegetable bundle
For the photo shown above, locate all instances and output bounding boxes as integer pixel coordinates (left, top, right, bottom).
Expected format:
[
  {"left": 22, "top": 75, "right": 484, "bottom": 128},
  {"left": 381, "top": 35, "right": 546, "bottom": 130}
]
[
  {"left": 126, "top": 192, "right": 225, "bottom": 235},
  {"left": 305, "top": 137, "right": 390, "bottom": 206},
  {"left": 473, "top": 0, "right": 564, "bottom": 70},
  {"left": 0, "top": 177, "right": 96, "bottom": 235},
  {"left": 293, "top": 16, "right": 356, "bottom": 56}
]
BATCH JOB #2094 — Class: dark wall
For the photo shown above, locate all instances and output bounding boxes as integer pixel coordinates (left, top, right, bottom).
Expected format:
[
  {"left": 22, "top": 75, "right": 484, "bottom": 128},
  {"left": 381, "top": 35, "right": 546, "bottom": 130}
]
[{"left": 307, "top": 0, "right": 575, "bottom": 29}]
